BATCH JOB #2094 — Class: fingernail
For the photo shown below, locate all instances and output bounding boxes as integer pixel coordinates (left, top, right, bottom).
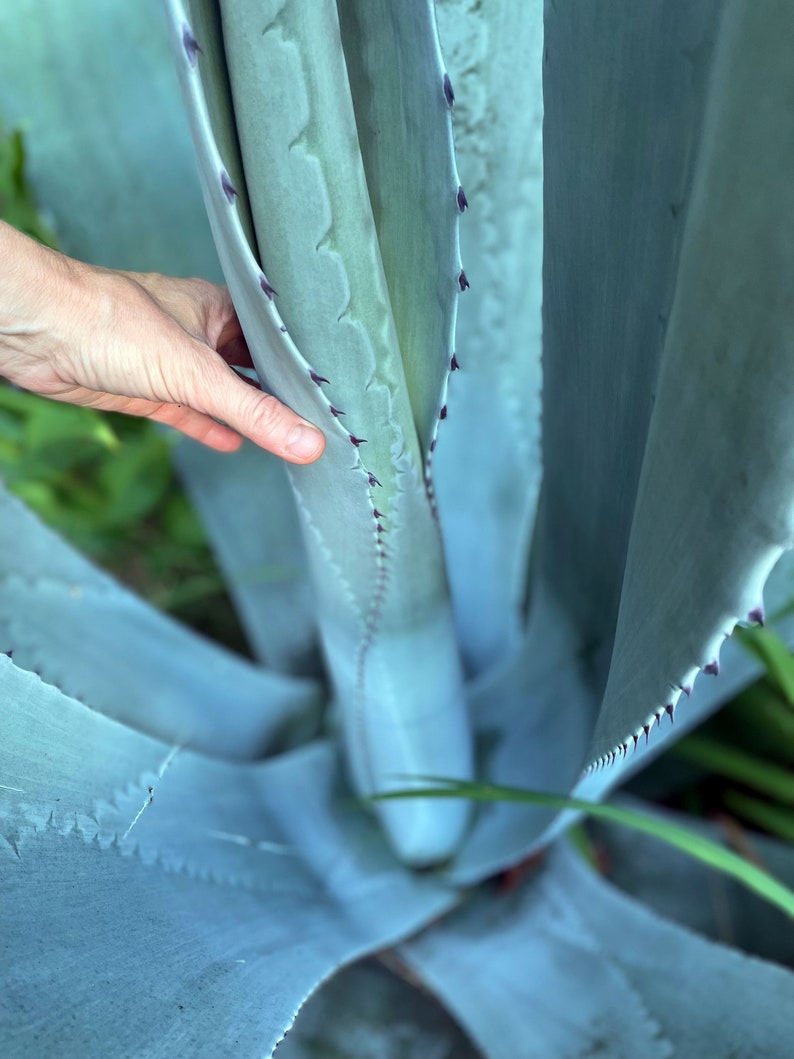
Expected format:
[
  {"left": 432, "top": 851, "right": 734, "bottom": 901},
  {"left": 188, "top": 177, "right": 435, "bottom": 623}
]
[{"left": 287, "top": 423, "right": 324, "bottom": 460}]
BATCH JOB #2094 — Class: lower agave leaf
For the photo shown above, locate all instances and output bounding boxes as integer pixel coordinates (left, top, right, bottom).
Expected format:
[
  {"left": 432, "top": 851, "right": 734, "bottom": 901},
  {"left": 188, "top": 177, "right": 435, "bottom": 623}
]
[
  {"left": 402, "top": 841, "right": 794, "bottom": 1059},
  {"left": 0, "top": 0, "right": 220, "bottom": 278},
  {"left": 0, "top": 486, "right": 322, "bottom": 759},
  {"left": 0, "top": 657, "right": 458, "bottom": 1057},
  {"left": 448, "top": 644, "right": 595, "bottom": 883},
  {"left": 277, "top": 958, "right": 480, "bottom": 1059},
  {"left": 591, "top": 799, "right": 794, "bottom": 971},
  {"left": 173, "top": 438, "right": 322, "bottom": 678}
]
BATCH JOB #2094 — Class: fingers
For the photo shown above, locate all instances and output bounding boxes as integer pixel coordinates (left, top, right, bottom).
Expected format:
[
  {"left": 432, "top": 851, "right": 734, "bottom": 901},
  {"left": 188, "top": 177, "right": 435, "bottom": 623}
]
[
  {"left": 118, "top": 273, "right": 324, "bottom": 462},
  {"left": 49, "top": 266, "right": 326, "bottom": 462},
  {"left": 146, "top": 403, "right": 243, "bottom": 452},
  {"left": 191, "top": 360, "right": 326, "bottom": 463}
]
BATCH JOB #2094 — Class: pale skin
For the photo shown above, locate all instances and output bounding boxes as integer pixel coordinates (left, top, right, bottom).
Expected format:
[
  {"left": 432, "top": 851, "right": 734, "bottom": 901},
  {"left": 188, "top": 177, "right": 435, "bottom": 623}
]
[{"left": 0, "top": 219, "right": 325, "bottom": 462}]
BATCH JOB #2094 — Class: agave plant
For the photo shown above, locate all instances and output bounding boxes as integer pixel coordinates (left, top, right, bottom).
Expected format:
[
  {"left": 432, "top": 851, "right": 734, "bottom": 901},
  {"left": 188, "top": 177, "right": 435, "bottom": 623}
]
[{"left": 2, "top": 0, "right": 794, "bottom": 1054}]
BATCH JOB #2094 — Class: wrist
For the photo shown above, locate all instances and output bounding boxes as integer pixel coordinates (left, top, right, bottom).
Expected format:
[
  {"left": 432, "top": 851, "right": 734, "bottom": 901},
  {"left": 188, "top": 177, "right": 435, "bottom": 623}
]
[{"left": 0, "top": 220, "right": 93, "bottom": 390}]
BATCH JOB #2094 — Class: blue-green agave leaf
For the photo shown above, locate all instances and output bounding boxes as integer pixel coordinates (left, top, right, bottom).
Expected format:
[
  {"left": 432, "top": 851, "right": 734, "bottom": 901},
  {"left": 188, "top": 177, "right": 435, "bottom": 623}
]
[
  {"left": 530, "top": 0, "right": 721, "bottom": 669},
  {"left": 0, "top": 0, "right": 220, "bottom": 277},
  {"left": 277, "top": 959, "right": 479, "bottom": 1059},
  {"left": 433, "top": 0, "right": 544, "bottom": 676},
  {"left": 0, "top": 485, "right": 322, "bottom": 758},
  {"left": 448, "top": 642, "right": 595, "bottom": 883},
  {"left": 444, "top": 549, "right": 794, "bottom": 883},
  {"left": 584, "top": 0, "right": 794, "bottom": 767},
  {"left": 403, "top": 841, "right": 794, "bottom": 1059},
  {"left": 0, "top": 656, "right": 458, "bottom": 1056},
  {"left": 216, "top": 0, "right": 432, "bottom": 479},
  {"left": 173, "top": 437, "right": 322, "bottom": 677},
  {"left": 336, "top": 0, "right": 463, "bottom": 459},
  {"left": 166, "top": 0, "right": 473, "bottom": 862}
]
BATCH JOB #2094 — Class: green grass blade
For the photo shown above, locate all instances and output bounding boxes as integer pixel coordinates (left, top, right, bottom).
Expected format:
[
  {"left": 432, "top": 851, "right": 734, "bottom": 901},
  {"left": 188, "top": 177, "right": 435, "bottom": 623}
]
[
  {"left": 374, "top": 779, "right": 794, "bottom": 919},
  {"left": 728, "top": 682, "right": 794, "bottom": 751},
  {"left": 672, "top": 733, "right": 794, "bottom": 805},
  {"left": 723, "top": 790, "right": 794, "bottom": 844},
  {"left": 736, "top": 626, "right": 794, "bottom": 707}
]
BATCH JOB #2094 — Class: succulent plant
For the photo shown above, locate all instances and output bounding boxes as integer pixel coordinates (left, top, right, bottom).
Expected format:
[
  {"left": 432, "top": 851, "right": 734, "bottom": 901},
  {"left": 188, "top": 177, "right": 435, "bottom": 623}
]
[{"left": 2, "top": 0, "right": 794, "bottom": 1055}]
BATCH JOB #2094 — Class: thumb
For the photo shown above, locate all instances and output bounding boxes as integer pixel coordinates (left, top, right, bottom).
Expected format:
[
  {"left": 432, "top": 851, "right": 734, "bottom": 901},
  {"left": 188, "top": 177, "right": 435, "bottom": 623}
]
[{"left": 183, "top": 352, "right": 326, "bottom": 463}]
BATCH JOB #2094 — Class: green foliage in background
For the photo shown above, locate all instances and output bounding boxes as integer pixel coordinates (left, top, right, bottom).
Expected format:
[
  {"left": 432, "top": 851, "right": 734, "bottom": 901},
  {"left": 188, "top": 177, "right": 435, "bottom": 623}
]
[
  {"left": 0, "top": 119, "right": 56, "bottom": 247},
  {"left": 0, "top": 123, "right": 248, "bottom": 646}
]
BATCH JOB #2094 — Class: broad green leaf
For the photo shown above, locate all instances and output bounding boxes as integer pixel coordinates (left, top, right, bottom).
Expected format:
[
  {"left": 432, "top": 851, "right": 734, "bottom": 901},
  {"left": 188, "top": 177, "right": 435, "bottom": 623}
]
[
  {"left": 95, "top": 429, "right": 172, "bottom": 528},
  {"left": 23, "top": 399, "right": 118, "bottom": 457},
  {"left": 402, "top": 842, "right": 794, "bottom": 1059}
]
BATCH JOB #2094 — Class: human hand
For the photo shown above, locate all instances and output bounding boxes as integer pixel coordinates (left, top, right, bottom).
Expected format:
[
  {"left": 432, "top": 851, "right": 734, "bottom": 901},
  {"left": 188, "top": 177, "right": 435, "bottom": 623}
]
[{"left": 0, "top": 220, "right": 325, "bottom": 462}]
